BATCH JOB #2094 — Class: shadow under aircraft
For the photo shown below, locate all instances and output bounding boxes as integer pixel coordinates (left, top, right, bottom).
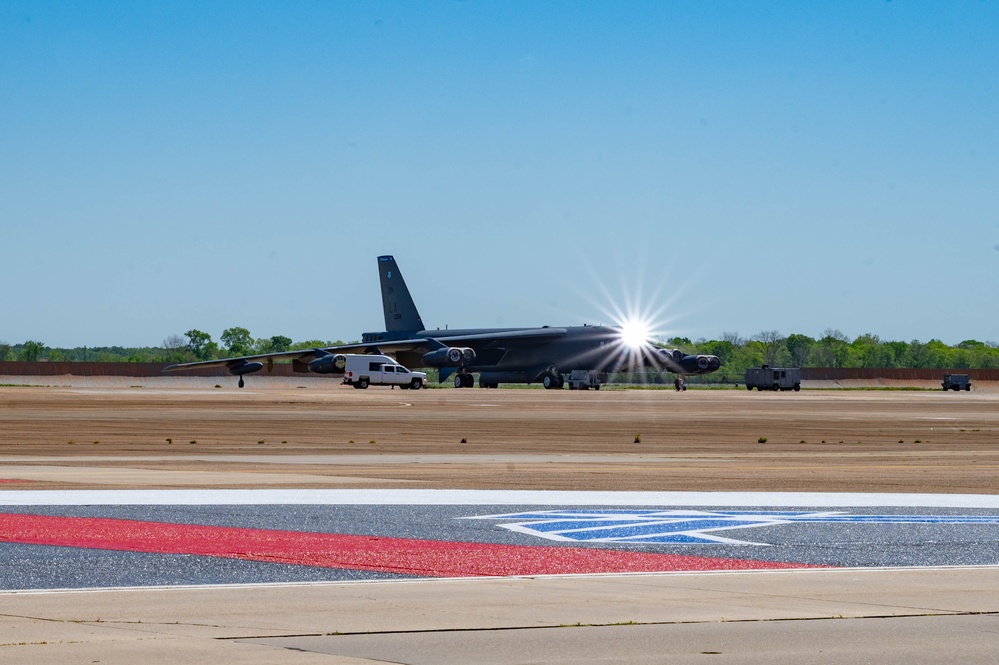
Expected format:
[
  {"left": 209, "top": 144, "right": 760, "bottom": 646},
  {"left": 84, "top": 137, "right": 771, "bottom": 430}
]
[{"left": 165, "top": 255, "right": 721, "bottom": 389}]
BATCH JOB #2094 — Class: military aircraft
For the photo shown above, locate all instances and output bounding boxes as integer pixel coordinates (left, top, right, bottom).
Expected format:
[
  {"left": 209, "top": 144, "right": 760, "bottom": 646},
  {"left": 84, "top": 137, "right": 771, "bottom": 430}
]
[{"left": 164, "top": 255, "right": 721, "bottom": 388}]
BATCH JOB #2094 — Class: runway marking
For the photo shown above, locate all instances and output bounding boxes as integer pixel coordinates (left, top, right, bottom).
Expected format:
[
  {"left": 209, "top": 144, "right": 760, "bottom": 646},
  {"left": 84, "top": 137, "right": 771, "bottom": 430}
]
[
  {"left": 473, "top": 509, "right": 999, "bottom": 546},
  {"left": 4, "top": 489, "right": 999, "bottom": 508},
  {"left": 0, "top": 513, "right": 815, "bottom": 577}
]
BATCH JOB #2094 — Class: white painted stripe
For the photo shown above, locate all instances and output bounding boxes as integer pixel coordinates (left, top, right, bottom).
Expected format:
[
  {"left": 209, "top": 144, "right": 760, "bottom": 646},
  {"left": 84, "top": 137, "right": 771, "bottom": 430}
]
[{"left": 2, "top": 489, "right": 999, "bottom": 508}]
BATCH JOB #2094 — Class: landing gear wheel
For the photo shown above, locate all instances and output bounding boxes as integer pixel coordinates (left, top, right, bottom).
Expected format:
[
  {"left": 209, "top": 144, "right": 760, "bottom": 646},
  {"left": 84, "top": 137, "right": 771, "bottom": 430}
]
[
  {"left": 543, "top": 373, "right": 562, "bottom": 389},
  {"left": 238, "top": 377, "right": 245, "bottom": 389},
  {"left": 454, "top": 373, "right": 474, "bottom": 388},
  {"left": 556, "top": 375, "right": 564, "bottom": 388}
]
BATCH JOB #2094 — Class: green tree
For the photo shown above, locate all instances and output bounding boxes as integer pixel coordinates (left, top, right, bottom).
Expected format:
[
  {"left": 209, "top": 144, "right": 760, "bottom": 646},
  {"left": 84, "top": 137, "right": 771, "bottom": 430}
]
[
  {"left": 221, "top": 327, "right": 253, "bottom": 356},
  {"left": 851, "top": 333, "right": 886, "bottom": 368},
  {"left": 0, "top": 342, "right": 12, "bottom": 361},
  {"left": 924, "top": 339, "right": 953, "bottom": 368},
  {"left": 291, "top": 339, "right": 344, "bottom": 350},
  {"left": 20, "top": 340, "right": 45, "bottom": 362},
  {"left": 269, "top": 335, "right": 293, "bottom": 352},
  {"left": 185, "top": 329, "right": 218, "bottom": 360},
  {"left": 816, "top": 329, "right": 850, "bottom": 368},
  {"left": 700, "top": 339, "right": 736, "bottom": 365},
  {"left": 753, "top": 330, "right": 786, "bottom": 366},
  {"left": 883, "top": 341, "right": 910, "bottom": 367},
  {"left": 785, "top": 334, "right": 814, "bottom": 367}
]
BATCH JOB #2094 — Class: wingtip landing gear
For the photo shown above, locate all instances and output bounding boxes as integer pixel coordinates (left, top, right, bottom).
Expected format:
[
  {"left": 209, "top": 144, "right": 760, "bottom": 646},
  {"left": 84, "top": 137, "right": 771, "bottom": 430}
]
[{"left": 238, "top": 377, "right": 245, "bottom": 389}]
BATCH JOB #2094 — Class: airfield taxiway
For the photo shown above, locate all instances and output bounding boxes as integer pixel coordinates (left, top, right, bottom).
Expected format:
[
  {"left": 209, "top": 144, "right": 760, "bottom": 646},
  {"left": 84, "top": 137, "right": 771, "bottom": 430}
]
[{"left": 1, "top": 384, "right": 998, "bottom": 663}]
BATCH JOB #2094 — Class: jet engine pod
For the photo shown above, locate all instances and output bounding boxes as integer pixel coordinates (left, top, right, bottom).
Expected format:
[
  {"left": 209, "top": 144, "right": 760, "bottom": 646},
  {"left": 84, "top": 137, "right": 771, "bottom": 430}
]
[
  {"left": 226, "top": 360, "right": 264, "bottom": 376},
  {"left": 421, "top": 347, "right": 476, "bottom": 367},
  {"left": 677, "top": 354, "right": 722, "bottom": 375},
  {"left": 307, "top": 354, "right": 348, "bottom": 374},
  {"left": 671, "top": 349, "right": 684, "bottom": 363}
]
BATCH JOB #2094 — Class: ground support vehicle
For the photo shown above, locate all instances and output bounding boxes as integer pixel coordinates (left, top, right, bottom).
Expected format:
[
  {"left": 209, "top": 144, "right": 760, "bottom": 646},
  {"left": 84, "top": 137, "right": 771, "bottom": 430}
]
[
  {"left": 340, "top": 354, "right": 427, "bottom": 389},
  {"left": 745, "top": 365, "right": 801, "bottom": 392},
  {"left": 942, "top": 374, "right": 971, "bottom": 391},
  {"left": 567, "top": 370, "right": 605, "bottom": 390}
]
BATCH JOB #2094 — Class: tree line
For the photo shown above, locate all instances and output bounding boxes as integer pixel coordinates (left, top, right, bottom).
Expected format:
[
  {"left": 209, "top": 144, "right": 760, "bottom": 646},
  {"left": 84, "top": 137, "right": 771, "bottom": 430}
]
[
  {"left": 679, "top": 329, "right": 999, "bottom": 375},
  {"left": 0, "top": 329, "right": 348, "bottom": 364},
  {"left": 2, "top": 328, "right": 998, "bottom": 371}
]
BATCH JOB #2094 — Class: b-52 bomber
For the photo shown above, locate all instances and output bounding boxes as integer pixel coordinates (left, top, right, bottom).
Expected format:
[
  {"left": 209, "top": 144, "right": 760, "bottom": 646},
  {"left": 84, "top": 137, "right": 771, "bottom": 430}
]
[{"left": 165, "top": 255, "right": 721, "bottom": 389}]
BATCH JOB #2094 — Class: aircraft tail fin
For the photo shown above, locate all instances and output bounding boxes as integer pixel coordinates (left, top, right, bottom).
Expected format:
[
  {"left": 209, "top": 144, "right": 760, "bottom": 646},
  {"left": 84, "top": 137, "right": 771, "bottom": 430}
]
[{"left": 377, "top": 255, "right": 425, "bottom": 333}]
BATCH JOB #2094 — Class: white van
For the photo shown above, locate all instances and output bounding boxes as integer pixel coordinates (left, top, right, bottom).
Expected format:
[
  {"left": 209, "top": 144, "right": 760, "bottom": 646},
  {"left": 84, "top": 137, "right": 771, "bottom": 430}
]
[{"left": 341, "top": 354, "right": 427, "bottom": 390}]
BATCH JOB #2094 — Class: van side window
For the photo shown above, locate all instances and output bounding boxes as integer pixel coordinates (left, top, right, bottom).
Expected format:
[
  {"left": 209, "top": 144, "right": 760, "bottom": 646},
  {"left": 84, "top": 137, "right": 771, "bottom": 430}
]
[
  {"left": 369, "top": 362, "right": 382, "bottom": 372},
  {"left": 384, "top": 366, "right": 394, "bottom": 372}
]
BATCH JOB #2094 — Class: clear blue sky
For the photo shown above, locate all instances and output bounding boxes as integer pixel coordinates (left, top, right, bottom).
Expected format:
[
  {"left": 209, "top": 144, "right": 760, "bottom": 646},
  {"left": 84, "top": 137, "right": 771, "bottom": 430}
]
[{"left": 3, "top": 1, "right": 997, "bottom": 348}]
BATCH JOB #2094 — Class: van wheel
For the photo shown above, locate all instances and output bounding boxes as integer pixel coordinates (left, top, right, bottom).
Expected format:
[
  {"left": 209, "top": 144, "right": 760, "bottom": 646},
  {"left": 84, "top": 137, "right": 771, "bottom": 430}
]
[
  {"left": 411, "top": 378, "right": 422, "bottom": 390},
  {"left": 357, "top": 378, "right": 369, "bottom": 389}
]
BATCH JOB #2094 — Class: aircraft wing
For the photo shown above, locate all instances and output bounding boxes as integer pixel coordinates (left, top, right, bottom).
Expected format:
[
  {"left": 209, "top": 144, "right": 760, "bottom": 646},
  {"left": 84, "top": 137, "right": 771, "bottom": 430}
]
[
  {"left": 163, "top": 338, "right": 442, "bottom": 373},
  {"left": 163, "top": 348, "right": 332, "bottom": 372},
  {"left": 163, "top": 329, "right": 567, "bottom": 374}
]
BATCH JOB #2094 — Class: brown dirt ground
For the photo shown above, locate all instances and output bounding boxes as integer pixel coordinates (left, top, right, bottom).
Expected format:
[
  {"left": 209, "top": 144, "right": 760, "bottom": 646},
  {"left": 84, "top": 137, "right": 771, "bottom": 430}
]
[{"left": 1, "top": 384, "right": 998, "bottom": 493}]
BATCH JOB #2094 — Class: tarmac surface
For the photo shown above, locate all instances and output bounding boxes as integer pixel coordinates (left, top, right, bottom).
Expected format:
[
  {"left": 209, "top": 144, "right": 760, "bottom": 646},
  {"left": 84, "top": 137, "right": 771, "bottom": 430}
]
[{"left": 1, "top": 383, "right": 998, "bottom": 663}]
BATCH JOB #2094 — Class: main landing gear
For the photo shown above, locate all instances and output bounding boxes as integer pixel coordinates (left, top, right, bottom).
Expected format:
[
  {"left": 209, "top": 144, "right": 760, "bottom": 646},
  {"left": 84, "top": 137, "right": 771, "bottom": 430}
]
[
  {"left": 454, "top": 372, "right": 475, "bottom": 388},
  {"left": 542, "top": 371, "right": 564, "bottom": 389}
]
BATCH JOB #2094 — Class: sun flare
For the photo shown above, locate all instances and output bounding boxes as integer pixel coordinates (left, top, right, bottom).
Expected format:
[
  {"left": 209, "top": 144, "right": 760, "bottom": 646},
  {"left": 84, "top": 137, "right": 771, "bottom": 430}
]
[{"left": 618, "top": 316, "right": 653, "bottom": 350}]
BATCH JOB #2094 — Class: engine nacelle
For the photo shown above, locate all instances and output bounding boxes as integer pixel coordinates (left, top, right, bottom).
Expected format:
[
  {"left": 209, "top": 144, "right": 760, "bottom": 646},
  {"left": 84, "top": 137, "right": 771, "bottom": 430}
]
[
  {"left": 226, "top": 360, "right": 264, "bottom": 376},
  {"left": 307, "top": 354, "right": 348, "bottom": 374},
  {"left": 679, "top": 354, "right": 721, "bottom": 375},
  {"left": 421, "top": 346, "right": 476, "bottom": 367},
  {"left": 656, "top": 349, "right": 721, "bottom": 375}
]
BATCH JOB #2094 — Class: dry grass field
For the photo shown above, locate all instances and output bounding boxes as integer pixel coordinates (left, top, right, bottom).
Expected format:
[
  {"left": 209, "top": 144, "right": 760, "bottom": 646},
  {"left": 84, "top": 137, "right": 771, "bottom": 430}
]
[{"left": 1, "top": 384, "right": 997, "bottom": 493}]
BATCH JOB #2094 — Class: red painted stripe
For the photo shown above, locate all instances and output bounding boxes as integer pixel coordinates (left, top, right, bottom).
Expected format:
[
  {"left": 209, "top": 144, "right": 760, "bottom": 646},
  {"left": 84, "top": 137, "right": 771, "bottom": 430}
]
[
  {"left": 0, "top": 513, "right": 818, "bottom": 577},
  {"left": 0, "top": 479, "right": 28, "bottom": 483}
]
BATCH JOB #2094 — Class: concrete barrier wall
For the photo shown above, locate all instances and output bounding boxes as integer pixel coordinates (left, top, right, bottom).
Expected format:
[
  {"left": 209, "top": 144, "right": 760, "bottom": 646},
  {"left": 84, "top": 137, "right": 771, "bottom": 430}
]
[
  {"left": 800, "top": 368, "right": 999, "bottom": 381},
  {"left": 0, "top": 361, "right": 300, "bottom": 378}
]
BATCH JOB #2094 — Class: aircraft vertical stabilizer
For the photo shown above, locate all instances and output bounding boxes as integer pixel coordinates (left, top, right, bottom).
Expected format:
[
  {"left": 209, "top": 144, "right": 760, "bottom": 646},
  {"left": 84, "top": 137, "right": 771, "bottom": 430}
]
[{"left": 378, "top": 255, "right": 425, "bottom": 333}]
